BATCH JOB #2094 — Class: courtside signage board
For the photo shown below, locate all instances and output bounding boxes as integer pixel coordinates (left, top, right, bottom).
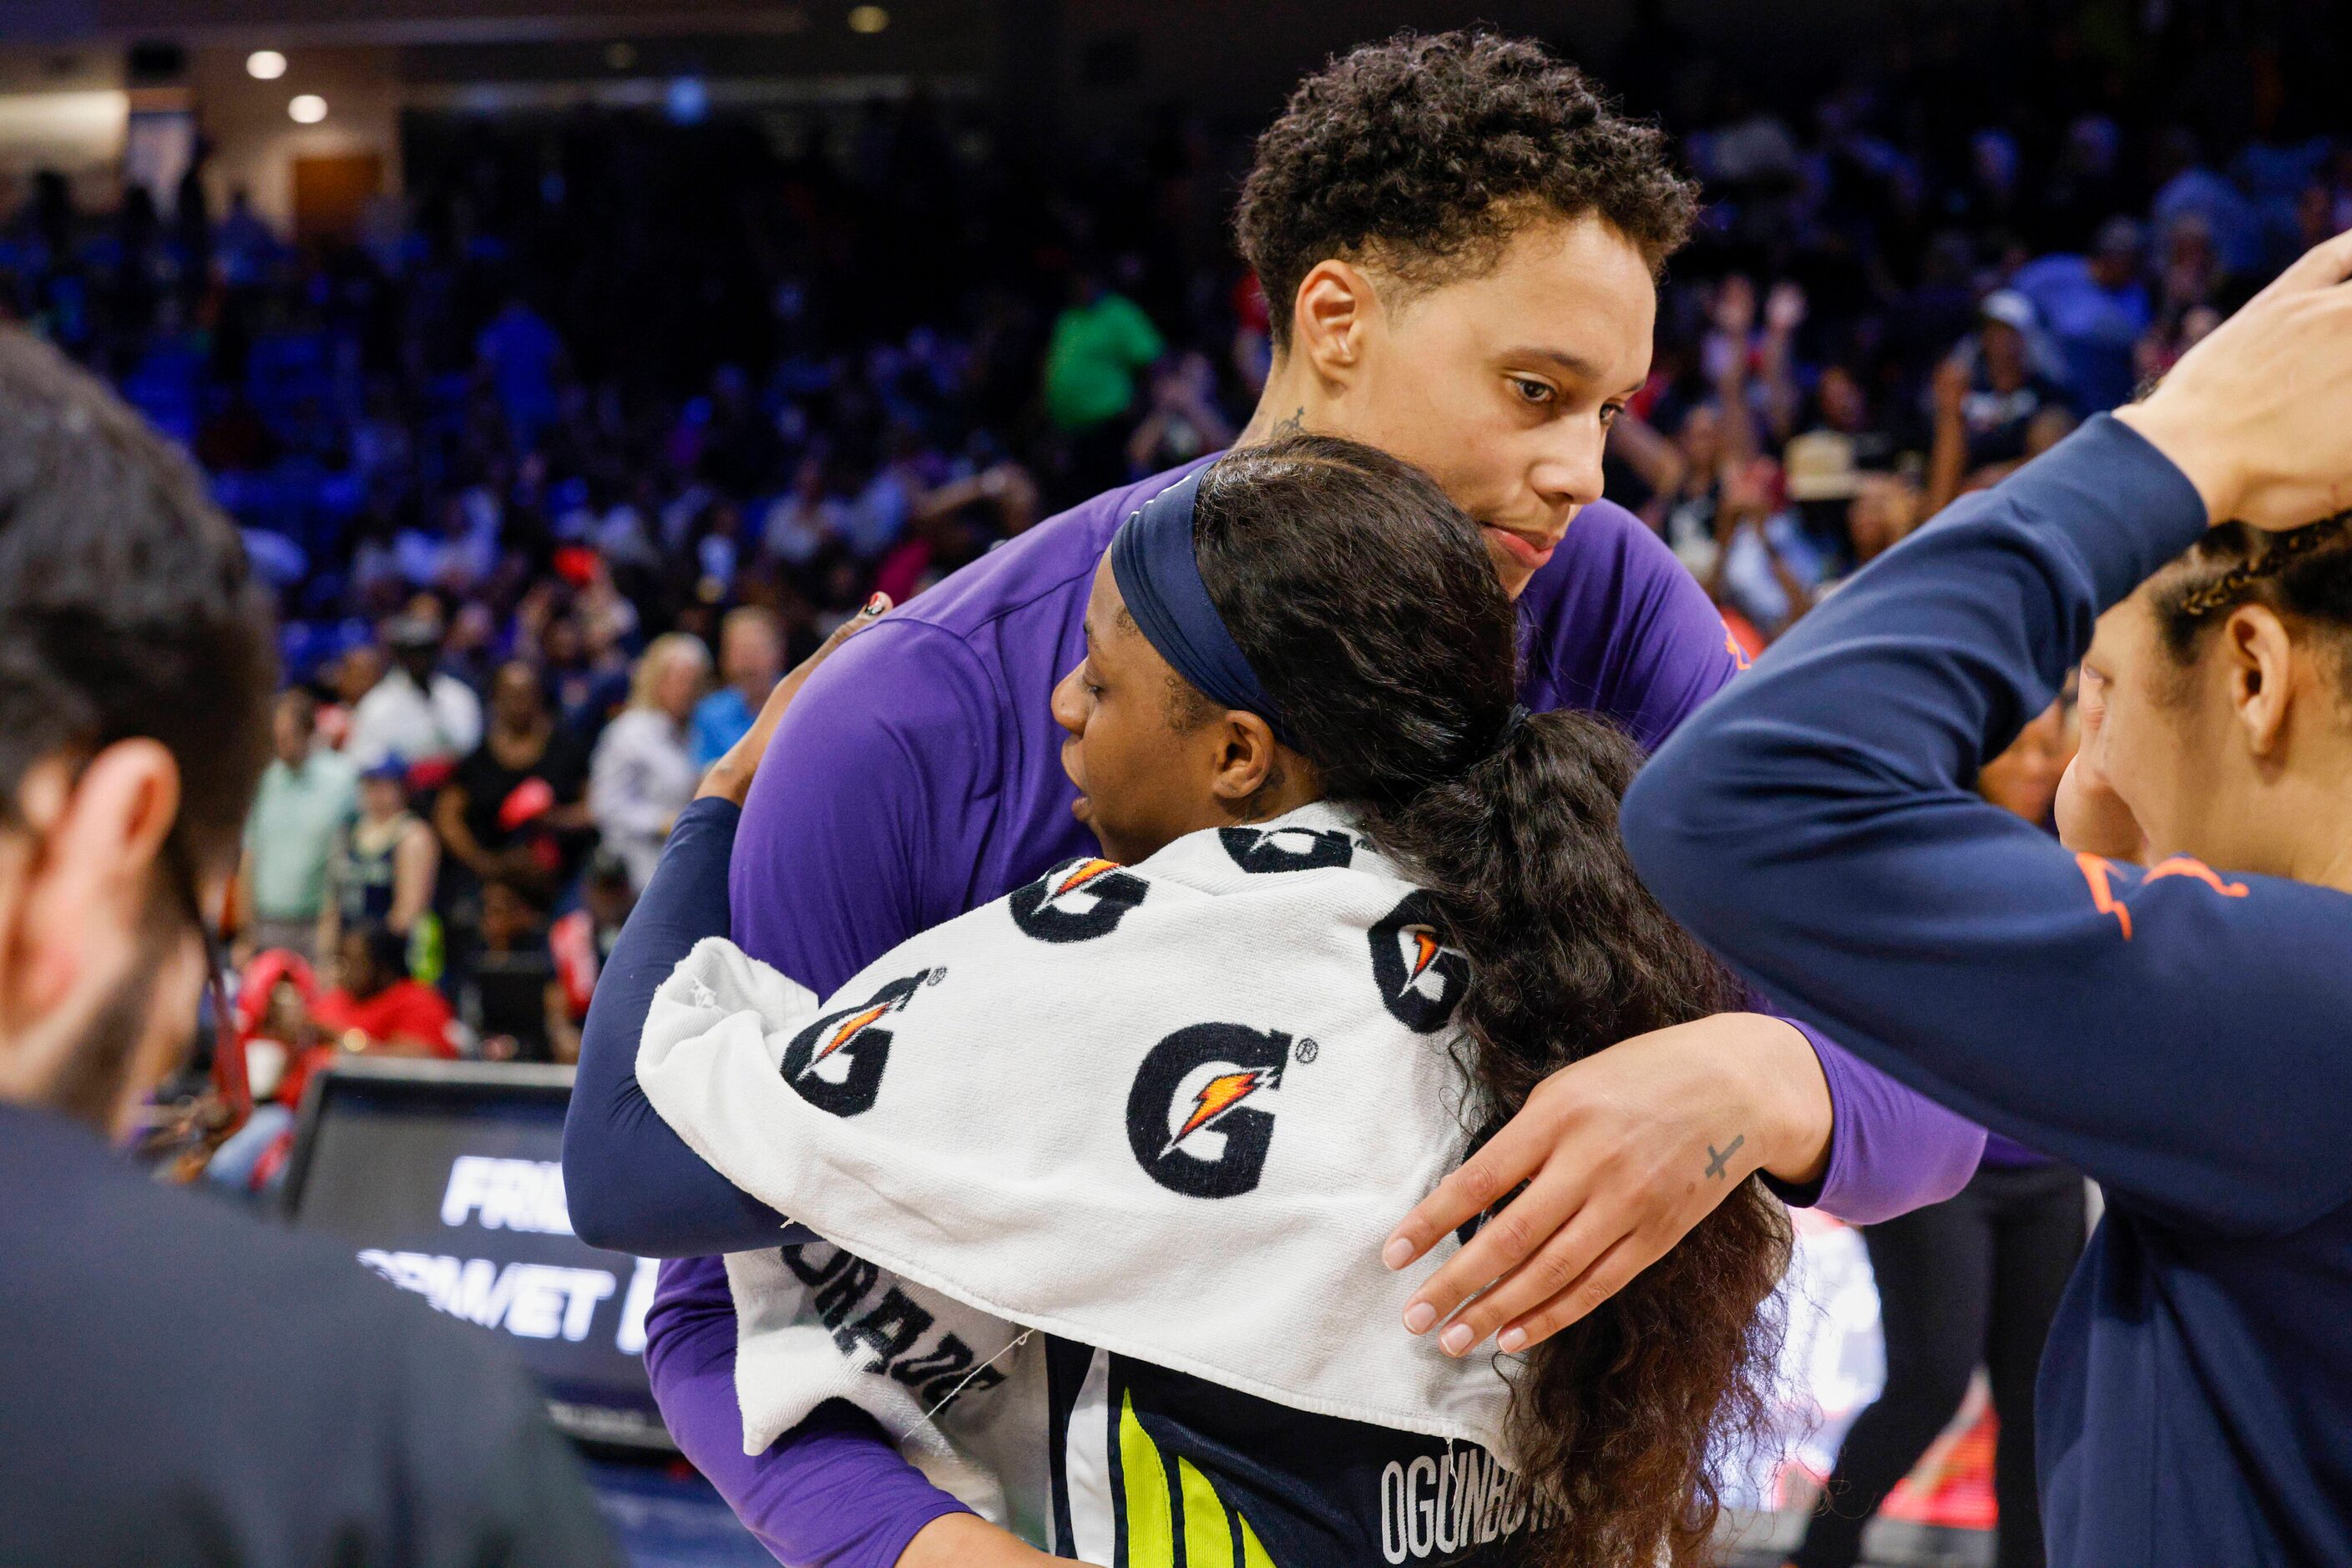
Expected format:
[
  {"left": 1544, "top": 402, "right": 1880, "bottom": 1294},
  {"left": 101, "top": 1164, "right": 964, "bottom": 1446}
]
[{"left": 282, "top": 1059, "right": 668, "bottom": 1449}]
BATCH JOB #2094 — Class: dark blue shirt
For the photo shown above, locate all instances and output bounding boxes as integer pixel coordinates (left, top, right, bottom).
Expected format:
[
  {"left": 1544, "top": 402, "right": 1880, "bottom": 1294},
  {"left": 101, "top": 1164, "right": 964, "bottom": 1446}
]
[
  {"left": 2, "top": 1101, "right": 620, "bottom": 1568},
  {"left": 1623, "top": 414, "right": 2352, "bottom": 1565}
]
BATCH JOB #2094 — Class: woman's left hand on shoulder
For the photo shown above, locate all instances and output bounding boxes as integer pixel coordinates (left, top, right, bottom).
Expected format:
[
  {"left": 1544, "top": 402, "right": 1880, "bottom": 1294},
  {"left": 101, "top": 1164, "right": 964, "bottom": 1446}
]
[
  {"left": 695, "top": 594, "right": 892, "bottom": 807},
  {"left": 1379, "top": 1011, "right": 1830, "bottom": 1357}
]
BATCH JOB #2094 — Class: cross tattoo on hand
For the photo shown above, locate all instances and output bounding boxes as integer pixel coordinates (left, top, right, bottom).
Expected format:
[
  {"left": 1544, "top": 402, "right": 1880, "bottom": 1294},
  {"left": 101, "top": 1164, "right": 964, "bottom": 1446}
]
[{"left": 1705, "top": 1134, "right": 1746, "bottom": 1180}]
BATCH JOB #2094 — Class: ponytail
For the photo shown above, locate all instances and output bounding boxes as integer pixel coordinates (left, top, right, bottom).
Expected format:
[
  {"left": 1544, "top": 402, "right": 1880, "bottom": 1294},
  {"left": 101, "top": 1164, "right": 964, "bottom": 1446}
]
[
  {"left": 1363, "top": 712, "right": 1790, "bottom": 1568},
  {"left": 1190, "top": 435, "right": 1791, "bottom": 1567}
]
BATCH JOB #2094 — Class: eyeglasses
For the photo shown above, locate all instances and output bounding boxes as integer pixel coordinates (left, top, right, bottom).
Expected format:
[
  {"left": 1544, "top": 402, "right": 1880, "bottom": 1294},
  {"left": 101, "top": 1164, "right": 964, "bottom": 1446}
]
[{"left": 159, "top": 826, "right": 235, "bottom": 1093}]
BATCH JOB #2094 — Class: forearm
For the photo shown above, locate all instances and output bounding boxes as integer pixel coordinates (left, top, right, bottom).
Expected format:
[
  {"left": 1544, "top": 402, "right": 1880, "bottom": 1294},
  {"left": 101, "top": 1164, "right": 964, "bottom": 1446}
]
[
  {"left": 1624, "top": 422, "right": 2167, "bottom": 1121},
  {"left": 677, "top": 621, "right": 1014, "bottom": 1557},
  {"left": 1925, "top": 411, "right": 1966, "bottom": 515},
  {"left": 1607, "top": 412, "right": 1685, "bottom": 499},
  {"left": 563, "top": 796, "right": 799, "bottom": 1256},
  {"left": 1758, "top": 330, "right": 1800, "bottom": 444},
  {"left": 645, "top": 1256, "right": 969, "bottom": 1567},
  {"left": 1713, "top": 360, "right": 1758, "bottom": 466},
  {"left": 1673, "top": 1008, "right": 1978, "bottom": 1222},
  {"left": 391, "top": 832, "right": 436, "bottom": 930},
  {"left": 1768, "top": 548, "right": 1815, "bottom": 627},
  {"left": 1702, "top": 504, "right": 1741, "bottom": 598},
  {"left": 1622, "top": 417, "right": 2352, "bottom": 1227},
  {"left": 913, "top": 473, "right": 990, "bottom": 521}
]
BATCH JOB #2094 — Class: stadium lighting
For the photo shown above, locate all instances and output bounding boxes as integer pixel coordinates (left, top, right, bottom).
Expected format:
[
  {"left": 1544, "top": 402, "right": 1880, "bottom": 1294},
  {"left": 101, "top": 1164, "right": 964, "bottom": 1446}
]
[
  {"left": 245, "top": 49, "right": 287, "bottom": 80},
  {"left": 665, "top": 77, "right": 708, "bottom": 123},
  {"left": 847, "top": 6, "right": 890, "bottom": 33},
  {"left": 287, "top": 94, "right": 327, "bottom": 124}
]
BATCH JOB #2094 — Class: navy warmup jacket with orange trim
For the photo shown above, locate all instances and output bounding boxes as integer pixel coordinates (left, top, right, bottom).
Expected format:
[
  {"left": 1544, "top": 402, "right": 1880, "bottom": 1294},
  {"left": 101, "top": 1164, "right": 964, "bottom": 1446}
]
[{"left": 1623, "top": 414, "right": 2352, "bottom": 1566}]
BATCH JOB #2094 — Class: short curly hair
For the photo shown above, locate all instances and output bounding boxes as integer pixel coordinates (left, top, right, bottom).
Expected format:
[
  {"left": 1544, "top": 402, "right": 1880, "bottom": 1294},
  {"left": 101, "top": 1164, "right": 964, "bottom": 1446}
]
[{"left": 1234, "top": 31, "right": 1697, "bottom": 347}]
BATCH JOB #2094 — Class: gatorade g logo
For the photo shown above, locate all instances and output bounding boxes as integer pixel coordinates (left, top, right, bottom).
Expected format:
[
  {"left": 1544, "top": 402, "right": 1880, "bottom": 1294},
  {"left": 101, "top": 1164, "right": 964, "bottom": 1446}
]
[
  {"left": 1126, "top": 1022, "right": 1292, "bottom": 1198},
  {"left": 1217, "top": 824, "right": 1355, "bottom": 874},
  {"left": 1369, "top": 893, "right": 1469, "bottom": 1034},
  {"left": 780, "top": 972, "right": 931, "bottom": 1117},
  {"left": 1009, "top": 857, "right": 1149, "bottom": 943}
]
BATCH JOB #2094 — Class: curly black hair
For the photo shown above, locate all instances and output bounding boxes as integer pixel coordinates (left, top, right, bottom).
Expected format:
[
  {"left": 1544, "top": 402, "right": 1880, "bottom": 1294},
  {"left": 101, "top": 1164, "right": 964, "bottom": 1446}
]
[
  {"left": 1234, "top": 30, "right": 1698, "bottom": 347},
  {"left": 1191, "top": 437, "right": 1788, "bottom": 1568}
]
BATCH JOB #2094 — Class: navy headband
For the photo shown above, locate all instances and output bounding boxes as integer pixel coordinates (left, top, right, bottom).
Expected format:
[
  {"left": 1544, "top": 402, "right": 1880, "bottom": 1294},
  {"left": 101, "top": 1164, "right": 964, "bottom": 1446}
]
[{"left": 1108, "top": 468, "right": 1296, "bottom": 749}]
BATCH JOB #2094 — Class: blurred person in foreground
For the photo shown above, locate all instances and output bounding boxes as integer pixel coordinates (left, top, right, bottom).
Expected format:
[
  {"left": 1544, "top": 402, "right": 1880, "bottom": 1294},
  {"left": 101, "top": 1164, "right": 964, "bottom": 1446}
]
[
  {"left": 1786, "top": 700, "right": 2086, "bottom": 1568},
  {"left": 0, "top": 326, "right": 617, "bottom": 1565}
]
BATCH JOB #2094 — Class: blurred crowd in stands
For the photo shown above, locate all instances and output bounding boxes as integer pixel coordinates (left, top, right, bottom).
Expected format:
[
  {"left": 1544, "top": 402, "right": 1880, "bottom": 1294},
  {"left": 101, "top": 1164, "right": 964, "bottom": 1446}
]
[{"left": 0, "top": 0, "right": 2340, "bottom": 1186}]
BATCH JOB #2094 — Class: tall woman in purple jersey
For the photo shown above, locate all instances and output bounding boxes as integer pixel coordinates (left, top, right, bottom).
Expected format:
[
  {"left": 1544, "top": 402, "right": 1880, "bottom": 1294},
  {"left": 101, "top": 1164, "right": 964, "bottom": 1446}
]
[
  {"left": 597, "top": 33, "right": 1982, "bottom": 1568},
  {"left": 575, "top": 438, "right": 1796, "bottom": 1566}
]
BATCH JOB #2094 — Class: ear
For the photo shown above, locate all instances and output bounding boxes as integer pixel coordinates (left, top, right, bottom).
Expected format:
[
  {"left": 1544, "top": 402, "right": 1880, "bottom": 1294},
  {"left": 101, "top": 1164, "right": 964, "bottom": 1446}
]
[
  {"left": 1205, "top": 711, "right": 1284, "bottom": 807},
  {"left": 0, "top": 742, "right": 183, "bottom": 1115},
  {"left": 2220, "top": 604, "right": 2297, "bottom": 758},
  {"left": 1290, "top": 259, "right": 1381, "bottom": 392},
  {"left": 7, "top": 741, "right": 181, "bottom": 1023}
]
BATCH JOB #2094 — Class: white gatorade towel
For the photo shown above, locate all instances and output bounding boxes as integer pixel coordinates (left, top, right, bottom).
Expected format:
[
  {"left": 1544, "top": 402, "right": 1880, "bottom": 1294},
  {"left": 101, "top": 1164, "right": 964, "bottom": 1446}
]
[{"left": 636, "top": 802, "right": 1522, "bottom": 1498}]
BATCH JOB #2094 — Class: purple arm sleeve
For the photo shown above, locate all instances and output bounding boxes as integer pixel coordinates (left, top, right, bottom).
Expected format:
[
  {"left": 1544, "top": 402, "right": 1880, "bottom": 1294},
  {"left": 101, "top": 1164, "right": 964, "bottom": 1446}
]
[
  {"left": 1535, "top": 502, "right": 1985, "bottom": 1219},
  {"left": 649, "top": 1257, "right": 968, "bottom": 1567},
  {"left": 1786, "top": 1020, "right": 1982, "bottom": 1220},
  {"left": 645, "top": 621, "right": 1008, "bottom": 1564}
]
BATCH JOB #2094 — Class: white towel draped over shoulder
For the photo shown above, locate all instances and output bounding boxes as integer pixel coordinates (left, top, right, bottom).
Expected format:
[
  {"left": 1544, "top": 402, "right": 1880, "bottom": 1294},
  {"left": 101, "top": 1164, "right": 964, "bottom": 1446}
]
[{"left": 636, "top": 802, "right": 1521, "bottom": 1469}]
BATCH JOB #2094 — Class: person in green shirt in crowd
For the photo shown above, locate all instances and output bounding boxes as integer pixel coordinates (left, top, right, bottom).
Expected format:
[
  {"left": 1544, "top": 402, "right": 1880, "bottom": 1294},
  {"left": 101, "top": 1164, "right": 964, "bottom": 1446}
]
[
  {"left": 240, "top": 689, "right": 358, "bottom": 963},
  {"left": 1044, "top": 262, "right": 1166, "bottom": 494}
]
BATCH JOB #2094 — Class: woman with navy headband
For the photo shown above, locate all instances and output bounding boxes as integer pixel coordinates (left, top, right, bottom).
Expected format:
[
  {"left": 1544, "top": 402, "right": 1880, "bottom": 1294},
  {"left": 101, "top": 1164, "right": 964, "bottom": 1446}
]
[{"left": 569, "top": 436, "right": 1791, "bottom": 1567}]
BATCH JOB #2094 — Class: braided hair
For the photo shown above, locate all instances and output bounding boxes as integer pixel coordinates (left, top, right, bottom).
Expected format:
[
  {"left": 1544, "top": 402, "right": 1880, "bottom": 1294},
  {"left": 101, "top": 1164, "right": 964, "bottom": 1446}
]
[{"left": 2155, "top": 512, "right": 2352, "bottom": 674}]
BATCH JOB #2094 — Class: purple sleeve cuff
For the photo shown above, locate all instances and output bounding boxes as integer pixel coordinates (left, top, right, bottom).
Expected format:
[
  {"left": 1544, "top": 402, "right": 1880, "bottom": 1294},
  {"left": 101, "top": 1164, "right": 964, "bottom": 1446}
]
[
  {"left": 646, "top": 1255, "right": 972, "bottom": 1568},
  {"left": 1779, "top": 1020, "right": 1985, "bottom": 1223}
]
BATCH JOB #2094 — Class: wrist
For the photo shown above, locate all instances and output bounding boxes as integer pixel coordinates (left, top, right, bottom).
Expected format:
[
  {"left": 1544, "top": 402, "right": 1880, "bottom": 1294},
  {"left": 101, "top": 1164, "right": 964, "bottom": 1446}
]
[
  {"left": 1730, "top": 1013, "right": 1833, "bottom": 1186},
  {"left": 2113, "top": 400, "right": 2231, "bottom": 525},
  {"left": 694, "top": 760, "right": 752, "bottom": 805}
]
